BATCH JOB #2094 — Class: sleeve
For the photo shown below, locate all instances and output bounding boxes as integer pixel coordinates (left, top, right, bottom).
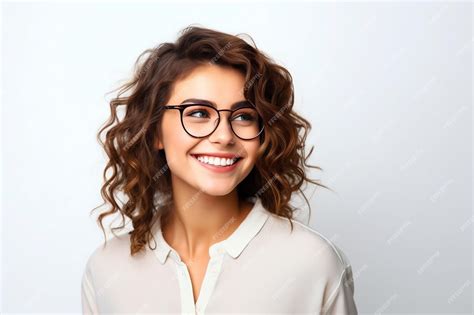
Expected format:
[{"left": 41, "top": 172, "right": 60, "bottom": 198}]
[
  {"left": 321, "top": 264, "right": 358, "bottom": 315},
  {"left": 81, "top": 259, "right": 100, "bottom": 314}
]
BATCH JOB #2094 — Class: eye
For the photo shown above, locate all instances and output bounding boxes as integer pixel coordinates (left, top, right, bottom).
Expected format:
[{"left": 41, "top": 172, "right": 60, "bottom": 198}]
[
  {"left": 232, "top": 113, "right": 255, "bottom": 121},
  {"left": 188, "top": 110, "right": 210, "bottom": 118}
]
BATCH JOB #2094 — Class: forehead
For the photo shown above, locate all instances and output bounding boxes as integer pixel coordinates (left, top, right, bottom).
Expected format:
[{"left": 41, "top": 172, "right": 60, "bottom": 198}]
[{"left": 169, "top": 64, "right": 246, "bottom": 107}]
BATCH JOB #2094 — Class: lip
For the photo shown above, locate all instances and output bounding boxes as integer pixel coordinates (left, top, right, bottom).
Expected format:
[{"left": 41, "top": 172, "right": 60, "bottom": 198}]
[{"left": 191, "top": 154, "right": 243, "bottom": 173}]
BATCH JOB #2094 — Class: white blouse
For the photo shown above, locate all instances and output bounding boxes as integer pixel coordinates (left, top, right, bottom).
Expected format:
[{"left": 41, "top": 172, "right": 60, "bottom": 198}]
[{"left": 81, "top": 196, "right": 358, "bottom": 314}]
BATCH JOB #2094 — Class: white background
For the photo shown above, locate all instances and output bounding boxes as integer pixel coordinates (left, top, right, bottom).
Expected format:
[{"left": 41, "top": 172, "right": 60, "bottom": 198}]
[{"left": 2, "top": 1, "right": 472, "bottom": 313}]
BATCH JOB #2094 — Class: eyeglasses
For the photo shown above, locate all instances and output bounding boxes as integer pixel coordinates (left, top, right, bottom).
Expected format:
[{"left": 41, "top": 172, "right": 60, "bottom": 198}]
[{"left": 159, "top": 102, "right": 265, "bottom": 140}]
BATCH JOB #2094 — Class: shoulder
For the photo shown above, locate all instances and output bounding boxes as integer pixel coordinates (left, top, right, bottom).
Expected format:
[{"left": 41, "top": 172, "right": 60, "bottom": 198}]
[
  {"left": 263, "top": 213, "right": 356, "bottom": 309},
  {"left": 83, "top": 232, "right": 138, "bottom": 275},
  {"left": 264, "top": 213, "right": 352, "bottom": 279}
]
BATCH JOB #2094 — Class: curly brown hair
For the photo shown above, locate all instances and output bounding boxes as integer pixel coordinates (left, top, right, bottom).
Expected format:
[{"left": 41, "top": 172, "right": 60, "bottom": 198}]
[{"left": 91, "top": 25, "right": 332, "bottom": 256}]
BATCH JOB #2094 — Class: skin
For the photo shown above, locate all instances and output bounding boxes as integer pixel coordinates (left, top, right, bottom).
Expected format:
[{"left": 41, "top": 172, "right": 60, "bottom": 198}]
[{"left": 154, "top": 63, "right": 261, "bottom": 303}]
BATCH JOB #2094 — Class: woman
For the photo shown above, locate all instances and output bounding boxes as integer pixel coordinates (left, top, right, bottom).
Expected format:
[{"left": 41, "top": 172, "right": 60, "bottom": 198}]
[{"left": 81, "top": 25, "right": 358, "bottom": 314}]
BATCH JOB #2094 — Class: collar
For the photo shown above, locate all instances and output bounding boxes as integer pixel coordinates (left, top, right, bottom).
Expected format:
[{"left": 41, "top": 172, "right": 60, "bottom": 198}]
[{"left": 151, "top": 196, "right": 270, "bottom": 265}]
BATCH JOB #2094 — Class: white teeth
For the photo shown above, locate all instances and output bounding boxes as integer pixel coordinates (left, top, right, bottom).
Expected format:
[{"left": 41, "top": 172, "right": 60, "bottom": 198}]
[{"left": 195, "top": 155, "right": 239, "bottom": 167}]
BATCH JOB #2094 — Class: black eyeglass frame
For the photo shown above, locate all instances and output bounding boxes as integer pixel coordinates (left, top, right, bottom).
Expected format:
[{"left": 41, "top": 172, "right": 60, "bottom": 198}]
[{"left": 159, "top": 103, "right": 265, "bottom": 140}]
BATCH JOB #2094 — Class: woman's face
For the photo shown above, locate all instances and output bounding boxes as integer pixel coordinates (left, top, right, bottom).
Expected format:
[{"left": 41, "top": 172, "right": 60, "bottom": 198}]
[{"left": 155, "top": 64, "right": 261, "bottom": 196}]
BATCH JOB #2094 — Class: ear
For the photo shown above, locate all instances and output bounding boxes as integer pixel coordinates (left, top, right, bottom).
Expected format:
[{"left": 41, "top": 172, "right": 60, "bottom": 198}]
[{"left": 154, "top": 137, "right": 164, "bottom": 151}]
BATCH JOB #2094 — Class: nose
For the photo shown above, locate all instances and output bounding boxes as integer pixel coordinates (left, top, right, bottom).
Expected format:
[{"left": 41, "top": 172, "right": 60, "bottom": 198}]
[{"left": 208, "top": 113, "right": 236, "bottom": 144}]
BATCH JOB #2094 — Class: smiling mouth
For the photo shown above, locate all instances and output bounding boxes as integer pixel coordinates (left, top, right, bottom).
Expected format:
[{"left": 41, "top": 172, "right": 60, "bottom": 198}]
[{"left": 190, "top": 154, "right": 243, "bottom": 167}]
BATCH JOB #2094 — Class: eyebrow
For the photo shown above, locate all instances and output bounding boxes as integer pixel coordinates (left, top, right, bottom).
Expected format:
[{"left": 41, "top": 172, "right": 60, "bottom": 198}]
[{"left": 179, "top": 98, "right": 252, "bottom": 110}]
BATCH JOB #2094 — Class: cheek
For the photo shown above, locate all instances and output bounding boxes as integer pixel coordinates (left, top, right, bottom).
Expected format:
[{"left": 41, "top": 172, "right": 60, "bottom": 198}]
[
  {"left": 246, "top": 141, "right": 261, "bottom": 159},
  {"left": 160, "top": 114, "right": 198, "bottom": 166},
  {"left": 161, "top": 117, "right": 183, "bottom": 154},
  {"left": 241, "top": 142, "right": 261, "bottom": 168},
  {"left": 161, "top": 114, "right": 189, "bottom": 145}
]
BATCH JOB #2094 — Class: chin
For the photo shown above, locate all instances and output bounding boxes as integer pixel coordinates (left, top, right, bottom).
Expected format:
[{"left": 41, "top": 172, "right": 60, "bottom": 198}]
[{"left": 198, "top": 185, "right": 237, "bottom": 197}]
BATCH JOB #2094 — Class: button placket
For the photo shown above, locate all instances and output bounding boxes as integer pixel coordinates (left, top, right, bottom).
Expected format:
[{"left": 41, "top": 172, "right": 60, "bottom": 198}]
[
  {"left": 175, "top": 261, "right": 197, "bottom": 314},
  {"left": 194, "top": 252, "right": 225, "bottom": 314}
]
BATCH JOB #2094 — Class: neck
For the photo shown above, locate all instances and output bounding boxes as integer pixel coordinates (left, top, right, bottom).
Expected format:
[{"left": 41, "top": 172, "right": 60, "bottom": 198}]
[{"left": 161, "top": 179, "right": 252, "bottom": 261}]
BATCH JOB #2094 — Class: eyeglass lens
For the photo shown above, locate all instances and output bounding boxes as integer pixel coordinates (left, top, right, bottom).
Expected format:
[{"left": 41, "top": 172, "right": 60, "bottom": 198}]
[{"left": 182, "top": 104, "right": 263, "bottom": 139}]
